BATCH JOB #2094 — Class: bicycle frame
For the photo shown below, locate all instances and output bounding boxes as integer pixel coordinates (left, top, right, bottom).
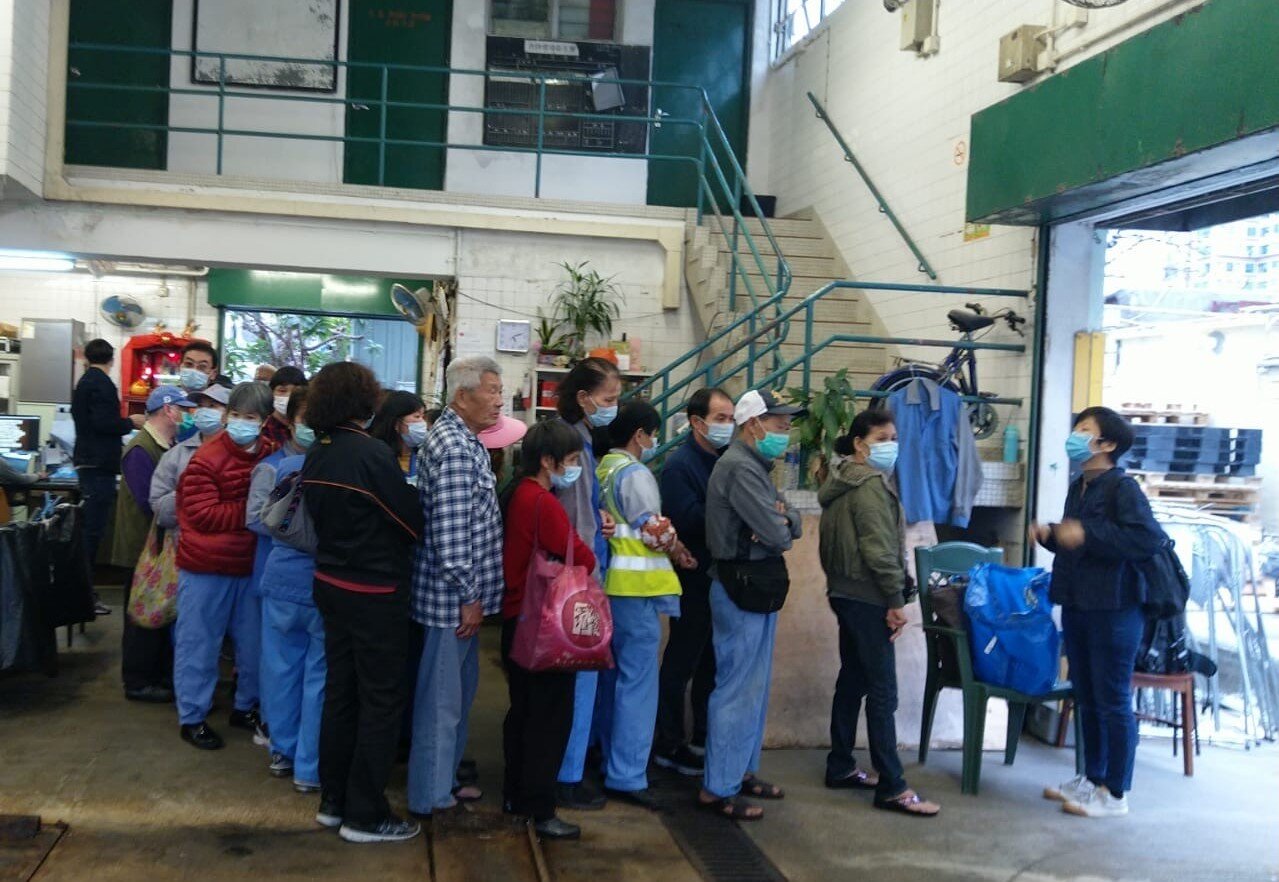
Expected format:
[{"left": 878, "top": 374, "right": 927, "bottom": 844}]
[{"left": 937, "top": 332, "right": 980, "bottom": 396}]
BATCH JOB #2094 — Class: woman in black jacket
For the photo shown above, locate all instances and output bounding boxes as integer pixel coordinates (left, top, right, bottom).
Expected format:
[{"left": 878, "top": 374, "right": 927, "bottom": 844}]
[{"left": 301, "top": 362, "right": 425, "bottom": 845}]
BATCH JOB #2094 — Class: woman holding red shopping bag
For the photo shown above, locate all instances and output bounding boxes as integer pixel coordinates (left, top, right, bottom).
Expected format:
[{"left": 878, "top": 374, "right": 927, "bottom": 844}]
[{"left": 501, "top": 420, "right": 599, "bottom": 841}]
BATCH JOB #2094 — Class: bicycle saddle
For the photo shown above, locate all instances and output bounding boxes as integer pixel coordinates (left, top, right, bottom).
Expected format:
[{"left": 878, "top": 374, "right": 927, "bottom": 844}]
[{"left": 948, "top": 309, "right": 995, "bottom": 333}]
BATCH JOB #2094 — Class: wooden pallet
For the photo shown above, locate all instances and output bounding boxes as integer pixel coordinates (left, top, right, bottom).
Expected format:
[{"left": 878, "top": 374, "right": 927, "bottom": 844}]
[
  {"left": 1121, "top": 409, "right": 1211, "bottom": 426},
  {"left": 1143, "top": 483, "right": 1259, "bottom": 505},
  {"left": 1131, "top": 471, "right": 1263, "bottom": 487}
]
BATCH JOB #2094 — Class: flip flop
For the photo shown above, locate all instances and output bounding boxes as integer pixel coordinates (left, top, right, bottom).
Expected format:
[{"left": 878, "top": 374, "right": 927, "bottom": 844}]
[
  {"left": 742, "top": 774, "right": 785, "bottom": 800},
  {"left": 873, "top": 790, "right": 940, "bottom": 818},
  {"left": 698, "top": 796, "right": 764, "bottom": 821}
]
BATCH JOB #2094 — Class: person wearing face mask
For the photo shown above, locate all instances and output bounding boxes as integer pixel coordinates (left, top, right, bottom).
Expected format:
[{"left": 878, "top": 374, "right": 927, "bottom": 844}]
[
  {"left": 370, "top": 391, "right": 429, "bottom": 479},
  {"left": 499, "top": 420, "right": 597, "bottom": 840},
  {"left": 655, "top": 387, "right": 735, "bottom": 775},
  {"left": 247, "top": 388, "right": 325, "bottom": 792},
  {"left": 111, "top": 386, "right": 197, "bottom": 703},
  {"left": 818, "top": 409, "right": 940, "bottom": 818},
  {"left": 550, "top": 357, "right": 621, "bottom": 810},
  {"left": 594, "top": 401, "right": 695, "bottom": 810},
  {"left": 262, "top": 367, "right": 308, "bottom": 449},
  {"left": 149, "top": 384, "right": 230, "bottom": 534},
  {"left": 1030, "top": 407, "right": 1164, "bottom": 820},
  {"left": 172, "top": 382, "right": 277, "bottom": 751},
  {"left": 178, "top": 341, "right": 224, "bottom": 394},
  {"left": 699, "top": 389, "right": 804, "bottom": 822}
]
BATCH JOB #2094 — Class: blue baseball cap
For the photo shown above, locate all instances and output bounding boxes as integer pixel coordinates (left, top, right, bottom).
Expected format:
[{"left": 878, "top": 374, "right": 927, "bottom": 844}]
[{"left": 146, "top": 386, "right": 198, "bottom": 413}]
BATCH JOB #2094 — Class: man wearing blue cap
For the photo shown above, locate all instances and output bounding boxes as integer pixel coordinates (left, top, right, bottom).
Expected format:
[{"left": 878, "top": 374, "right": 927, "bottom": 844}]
[{"left": 112, "top": 385, "right": 196, "bottom": 703}]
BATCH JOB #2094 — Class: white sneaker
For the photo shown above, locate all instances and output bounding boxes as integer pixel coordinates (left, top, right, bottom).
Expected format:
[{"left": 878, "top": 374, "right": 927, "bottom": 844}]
[
  {"left": 1043, "top": 774, "right": 1093, "bottom": 803},
  {"left": 1064, "top": 785, "right": 1128, "bottom": 818}
]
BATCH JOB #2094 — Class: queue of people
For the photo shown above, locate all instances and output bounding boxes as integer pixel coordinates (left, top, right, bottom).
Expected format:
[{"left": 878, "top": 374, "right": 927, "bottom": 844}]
[{"left": 70, "top": 332, "right": 1156, "bottom": 851}]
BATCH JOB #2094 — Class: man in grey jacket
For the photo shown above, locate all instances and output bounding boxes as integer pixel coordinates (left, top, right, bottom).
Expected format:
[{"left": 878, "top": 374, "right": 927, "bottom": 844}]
[
  {"left": 149, "top": 384, "right": 229, "bottom": 529},
  {"left": 698, "top": 389, "right": 803, "bottom": 822}
]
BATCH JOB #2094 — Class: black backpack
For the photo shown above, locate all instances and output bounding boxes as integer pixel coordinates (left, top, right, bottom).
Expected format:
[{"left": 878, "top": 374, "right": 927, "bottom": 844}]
[
  {"left": 1103, "top": 476, "right": 1190, "bottom": 618},
  {"left": 1136, "top": 613, "right": 1218, "bottom": 677}
]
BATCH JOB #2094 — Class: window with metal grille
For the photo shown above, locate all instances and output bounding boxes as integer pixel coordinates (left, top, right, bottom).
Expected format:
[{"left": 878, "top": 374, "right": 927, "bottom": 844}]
[{"left": 772, "top": 0, "right": 847, "bottom": 63}]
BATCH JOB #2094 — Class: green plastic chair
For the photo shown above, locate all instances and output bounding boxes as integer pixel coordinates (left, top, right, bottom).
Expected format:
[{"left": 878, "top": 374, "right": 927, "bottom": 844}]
[{"left": 914, "top": 542, "right": 1082, "bottom": 795}]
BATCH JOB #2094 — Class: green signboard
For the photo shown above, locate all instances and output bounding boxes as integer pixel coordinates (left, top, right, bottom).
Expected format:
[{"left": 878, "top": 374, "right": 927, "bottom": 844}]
[{"left": 207, "top": 269, "right": 434, "bottom": 317}]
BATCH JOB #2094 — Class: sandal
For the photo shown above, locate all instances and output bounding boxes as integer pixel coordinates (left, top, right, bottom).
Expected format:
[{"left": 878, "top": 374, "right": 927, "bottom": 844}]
[
  {"left": 742, "top": 774, "right": 784, "bottom": 800},
  {"left": 698, "top": 795, "right": 764, "bottom": 821},
  {"left": 825, "top": 768, "right": 879, "bottom": 791},
  {"left": 873, "top": 790, "right": 940, "bottom": 818},
  {"left": 452, "top": 784, "right": 483, "bottom": 802}
]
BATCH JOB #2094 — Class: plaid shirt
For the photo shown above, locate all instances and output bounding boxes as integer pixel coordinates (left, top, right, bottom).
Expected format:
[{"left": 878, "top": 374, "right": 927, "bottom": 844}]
[{"left": 410, "top": 406, "right": 504, "bottom": 628}]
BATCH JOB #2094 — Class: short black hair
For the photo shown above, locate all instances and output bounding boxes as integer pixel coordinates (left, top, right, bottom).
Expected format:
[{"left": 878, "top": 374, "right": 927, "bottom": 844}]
[
  {"left": 608, "top": 400, "right": 661, "bottom": 449},
  {"left": 370, "top": 390, "right": 426, "bottom": 455},
  {"left": 84, "top": 338, "right": 114, "bottom": 365},
  {"left": 687, "top": 387, "right": 731, "bottom": 420},
  {"left": 181, "top": 341, "right": 219, "bottom": 369},
  {"left": 517, "top": 419, "right": 584, "bottom": 478},
  {"left": 835, "top": 407, "right": 896, "bottom": 457},
  {"left": 556, "top": 357, "right": 620, "bottom": 424},
  {"left": 1074, "top": 406, "right": 1134, "bottom": 459},
  {"left": 269, "top": 365, "right": 307, "bottom": 389}
]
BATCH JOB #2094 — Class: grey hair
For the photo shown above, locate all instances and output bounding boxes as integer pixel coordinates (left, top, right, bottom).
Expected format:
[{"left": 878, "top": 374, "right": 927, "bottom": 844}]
[
  {"left": 446, "top": 356, "right": 501, "bottom": 397},
  {"left": 227, "top": 381, "right": 273, "bottom": 418}
]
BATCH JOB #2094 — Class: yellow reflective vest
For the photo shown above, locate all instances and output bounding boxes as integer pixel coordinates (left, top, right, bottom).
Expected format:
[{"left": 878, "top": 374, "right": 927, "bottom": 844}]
[{"left": 597, "top": 451, "right": 681, "bottom": 598}]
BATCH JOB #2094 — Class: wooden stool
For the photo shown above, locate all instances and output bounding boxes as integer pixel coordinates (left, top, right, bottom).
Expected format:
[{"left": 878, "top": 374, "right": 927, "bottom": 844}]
[{"left": 1132, "top": 671, "right": 1199, "bottom": 776}]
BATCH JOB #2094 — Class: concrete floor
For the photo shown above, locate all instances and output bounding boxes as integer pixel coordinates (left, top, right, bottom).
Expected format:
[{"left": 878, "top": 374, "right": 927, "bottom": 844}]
[{"left": 2, "top": 584, "right": 1277, "bottom": 881}]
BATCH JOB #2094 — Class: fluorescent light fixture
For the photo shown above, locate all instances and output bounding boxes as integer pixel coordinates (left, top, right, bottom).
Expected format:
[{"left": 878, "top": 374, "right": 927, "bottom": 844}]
[{"left": 0, "top": 249, "right": 76, "bottom": 272}]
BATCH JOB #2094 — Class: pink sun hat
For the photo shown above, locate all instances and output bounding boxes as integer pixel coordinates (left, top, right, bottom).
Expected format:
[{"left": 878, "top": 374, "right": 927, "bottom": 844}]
[{"left": 479, "top": 415, "right": 528, "bottom": 450}]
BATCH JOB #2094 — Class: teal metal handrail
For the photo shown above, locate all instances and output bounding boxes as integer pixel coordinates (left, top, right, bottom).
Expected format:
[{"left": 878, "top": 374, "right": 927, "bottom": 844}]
[
  {"left": 65, "top": 41, "right": 791, "bottom": 339},
  {"left": 806, "top": 92, "right": 938, "bottom": 282}
]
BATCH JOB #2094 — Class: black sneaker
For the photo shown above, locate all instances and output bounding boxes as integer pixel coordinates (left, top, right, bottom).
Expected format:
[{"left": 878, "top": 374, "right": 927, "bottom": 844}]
[
  {"left": 94, "top": 598, "right": 112, "bottom": 616},
  {"left": 533, "top": 816, "right": 581, "bottom": 840},
  {"left": 653, "top": 745, "right": 704, "bottom": 777},
  {"left": 228, "top": 708, "right": 270, "bottom": 746},
  {"left": 339, "top": 814, "right": 421, "bottom": 844},
  {"left": 316, "top": 794, "right": 343, "bottom": 828},
  {"left": 457, "top": 757, "right": 479, "bottom": 786},
  {"left": 294, "top": 780, "right": 321, "bottom": 794},
  {"left": 269, "top": 753, "right": 294, "bottom": 778},
  {"left": 179, "top": 722, "right": 224, "bottom": 751},
  {"left": 124, "top": 685, "right": 174, "bottom": 704},
  {"left": 604, "top": 787, "right": 661, "bottom": 812},
  {"left": 556, "top": 782, "right": 607, "bottom": 811}
]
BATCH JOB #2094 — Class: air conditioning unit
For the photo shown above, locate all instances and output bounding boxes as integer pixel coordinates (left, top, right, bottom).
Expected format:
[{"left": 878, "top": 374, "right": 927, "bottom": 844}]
[{"left": 998, "top": 25, "right": 1047, "bottom": 83}]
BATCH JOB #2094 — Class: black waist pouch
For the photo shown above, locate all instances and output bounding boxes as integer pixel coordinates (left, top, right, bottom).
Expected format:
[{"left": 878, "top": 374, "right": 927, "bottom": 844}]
[{"left": 717, "top": 557, "right": 790, "bottom": 614}]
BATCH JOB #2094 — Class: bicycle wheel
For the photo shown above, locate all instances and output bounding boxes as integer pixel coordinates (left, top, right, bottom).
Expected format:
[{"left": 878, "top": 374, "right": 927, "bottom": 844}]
[{"left": 969, "top": 400, "right": 999, "bottom": 440}]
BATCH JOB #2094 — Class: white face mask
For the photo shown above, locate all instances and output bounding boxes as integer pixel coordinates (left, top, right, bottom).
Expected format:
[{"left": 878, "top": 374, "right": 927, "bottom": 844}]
[{"left": 273, "top": 395, "right": 289, "bottom": 416}]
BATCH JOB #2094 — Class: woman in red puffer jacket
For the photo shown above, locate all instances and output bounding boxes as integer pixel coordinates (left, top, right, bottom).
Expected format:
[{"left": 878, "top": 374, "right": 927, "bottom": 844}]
[{"left": 173, "top": 382, "right": 276, "bottom": 751}]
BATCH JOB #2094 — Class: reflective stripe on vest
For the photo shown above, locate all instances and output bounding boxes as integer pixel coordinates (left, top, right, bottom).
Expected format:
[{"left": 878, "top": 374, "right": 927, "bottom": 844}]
[{"left": 597, "top": 451, "right": 680, "bottom": 598}]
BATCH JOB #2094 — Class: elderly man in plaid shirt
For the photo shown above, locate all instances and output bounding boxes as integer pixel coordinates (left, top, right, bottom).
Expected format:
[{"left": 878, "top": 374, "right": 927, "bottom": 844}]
[{"left": 407, "top": 356, "right": 506, "bottom": 817}]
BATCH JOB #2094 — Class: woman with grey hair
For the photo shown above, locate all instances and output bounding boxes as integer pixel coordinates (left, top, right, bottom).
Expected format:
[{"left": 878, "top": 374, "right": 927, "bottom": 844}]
[{"left": 173, "top": 382, "right": 277, "bottom": 751}]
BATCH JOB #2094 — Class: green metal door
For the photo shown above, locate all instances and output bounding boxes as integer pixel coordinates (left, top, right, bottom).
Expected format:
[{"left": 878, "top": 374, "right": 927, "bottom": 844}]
[
  {"left": 344, "top": 0, "right": 451, "bottom": 190},
  {"left": 647, "top": 0, "right": 751, "bottom": 209},
  {"left": 66, "top": 0, "right": 172, "bottom": 170}
]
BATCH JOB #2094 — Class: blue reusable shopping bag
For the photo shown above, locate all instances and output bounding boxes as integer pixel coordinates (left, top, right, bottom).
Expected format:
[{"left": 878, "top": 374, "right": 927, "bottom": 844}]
[{"left": 963, "top": 563, "right": 1060, "bottom": 695}]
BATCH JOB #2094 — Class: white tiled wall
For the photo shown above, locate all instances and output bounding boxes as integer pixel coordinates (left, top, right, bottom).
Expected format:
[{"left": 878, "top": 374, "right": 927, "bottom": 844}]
[{"left": 0, "top": 0, "right": 49, "bottom": 196}]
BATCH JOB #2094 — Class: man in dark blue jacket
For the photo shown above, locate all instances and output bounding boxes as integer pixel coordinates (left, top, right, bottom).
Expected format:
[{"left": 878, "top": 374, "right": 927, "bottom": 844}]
[
  {"left": 1031, "top": 406, "right": 1163, "bottom": 820},
  {"left": 72, "top": 339, "right": 145, "bottom": 613},
  {"left": 654, "top": 388, "right": 735, "bottom": 776}
]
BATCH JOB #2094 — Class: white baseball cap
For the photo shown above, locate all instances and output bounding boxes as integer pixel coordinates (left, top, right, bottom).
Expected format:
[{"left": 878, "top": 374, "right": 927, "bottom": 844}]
[{"left": 734, "top": 389, "right": 805, "bottom": 426}]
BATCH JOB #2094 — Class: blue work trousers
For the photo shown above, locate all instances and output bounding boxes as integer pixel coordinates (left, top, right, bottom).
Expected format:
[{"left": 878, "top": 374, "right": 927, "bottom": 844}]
[
  {"left": 557, "top": 670, "right": 599, "bottom": 784},
  {"left": 174, "top": 570, "right": 261, "bottom": 726},
  {"left": 598, "top": 596, "right": 665, "bottom": 792},
  {"left": 260, "top": 597, "right": 326, "bottom": 787},
  {"left": 407, "top": 627, "right": 480, "bottom": 813},
  {"left": 704, "top": 581, "right": 777, "bottom": 799}
]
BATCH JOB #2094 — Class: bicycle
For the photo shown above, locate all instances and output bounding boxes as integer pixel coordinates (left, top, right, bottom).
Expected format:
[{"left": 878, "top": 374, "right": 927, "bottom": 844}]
[{"left": 868, "top": 302, "right": 1026, "bottom": 439}]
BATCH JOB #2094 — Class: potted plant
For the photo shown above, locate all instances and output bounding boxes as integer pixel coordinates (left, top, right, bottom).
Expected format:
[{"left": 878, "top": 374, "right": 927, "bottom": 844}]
[
  {"left": 535, "top": 309, "right": 571, "bottom": 366},
  {"left": 551, "top": 260, "right": 623, "bottom": 359},
  {"left": 785, "top": 368, "right": 860, "bottom": 487}
]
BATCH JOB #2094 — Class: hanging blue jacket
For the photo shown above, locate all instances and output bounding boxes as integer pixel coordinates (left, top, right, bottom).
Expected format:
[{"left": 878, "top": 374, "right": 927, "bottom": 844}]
[
  {"left": 887, "top": 378, "right": 983, "bottom": 527},
  {"left": 252, "top": 453, "right": 316, "bottom": 607}
]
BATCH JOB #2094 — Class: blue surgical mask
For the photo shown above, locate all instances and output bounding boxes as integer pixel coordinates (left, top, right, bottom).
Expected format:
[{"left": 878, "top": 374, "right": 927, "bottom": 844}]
[
  {"left": 180, "top": 368, "right": 209, "bottom": 392},
  {"left": 225, "top": 418, "right": 262, "bottom": 446},
  {"left": 867, "top": 441, "right": 899, "bottom": 472},
  {"left": 401, "top": 421, "right": 429, "bottom": 448},
  {"left": 1066, "top": 431, "right": 1096, "bottom": 463},
  {"left": 550, "top": 465, "right": 582, "bottom": 489},
  {"left": 293, "top": 423, "right": 316, "bottom": 450},
  {"left": 756, "top": 431, "right": 790, "bottom": 460},
  {"left": 176, "top": 413, "right": 198, "bottom": 443},
  {"left": 587, "top": 403, "right": 618, "bottom": 428},
  {"left": 640, "top": 439, "right": 658, "bottom": 463},
  {"left": 193, "top": 407, "right": 224, "bottom": 436},
  {"left": 705, "top": 422, "right": 734, "bottom": 449}
]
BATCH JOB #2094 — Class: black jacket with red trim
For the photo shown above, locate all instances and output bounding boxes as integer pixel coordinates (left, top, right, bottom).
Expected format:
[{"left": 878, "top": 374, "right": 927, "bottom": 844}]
[{"left": 302, "top": 423, "right": 424, "bottom": 589}]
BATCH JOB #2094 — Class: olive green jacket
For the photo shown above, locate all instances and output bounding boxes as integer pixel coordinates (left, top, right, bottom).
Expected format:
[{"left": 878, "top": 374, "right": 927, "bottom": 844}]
[{"left": 817, "top": 460, "right": 906, "bottom": 609}]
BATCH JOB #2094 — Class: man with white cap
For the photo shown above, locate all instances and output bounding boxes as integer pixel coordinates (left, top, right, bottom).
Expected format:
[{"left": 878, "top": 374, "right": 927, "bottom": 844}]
[{"left": 698, "top": 389, "right": 804, "bottom": 822}]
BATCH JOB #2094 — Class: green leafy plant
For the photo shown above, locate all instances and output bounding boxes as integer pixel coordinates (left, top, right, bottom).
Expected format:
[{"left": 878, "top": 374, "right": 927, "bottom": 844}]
[
  {"left": 551, "top": 261, "right": 623, "bottom": 358},
  {"left": 785, "top": 368, "right": 860, "bottom": 485},
  {"left": 535, "top": 308, "right": 570, "bottom": 354}
]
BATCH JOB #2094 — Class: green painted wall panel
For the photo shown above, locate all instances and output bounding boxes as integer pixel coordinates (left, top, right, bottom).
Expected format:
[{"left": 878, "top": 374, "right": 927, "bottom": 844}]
[
  {"left": 968, "top": 0, "right": 1279, "bottom": 224},
  {"left": 207, "top": 269, "right": 432, "bottom": 317}
]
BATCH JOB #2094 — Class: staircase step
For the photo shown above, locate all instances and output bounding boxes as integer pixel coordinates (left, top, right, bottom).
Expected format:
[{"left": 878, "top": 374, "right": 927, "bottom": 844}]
[
  {"left": 736, "top": 256, "right": 839, "bottom": 278},
  {"left": 702, "top": 216, "right": 823, "bottom": 239},
  {"left": 711, "top": 232, "right": 835, "bottom": 259},
  {"left": 780, "top": 341, "right": 887, "bottom": 375}
]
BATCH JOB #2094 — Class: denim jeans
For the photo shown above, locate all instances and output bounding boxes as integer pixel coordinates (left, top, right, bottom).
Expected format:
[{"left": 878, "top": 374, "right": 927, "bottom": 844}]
[
  {"left": 1062, "top": 605, "right": 1144, "bottom": 797},
  {"left": 407, "top": 627, "right": 480, "bottom": 813},
  {"left": 598, "top": 596, "right": 665, "bottom": 792},
  {"left": 703, "top": 581, "right": 777, "bottom": 799},
  {"left": 173, "top": 570, "right": 261, "bottom": 725},
  {"left": 826, "top": 596, "right": 907, "bottom": 798},
  {"left": 260, "top": 597, "right": 326, "bottom": 786}
]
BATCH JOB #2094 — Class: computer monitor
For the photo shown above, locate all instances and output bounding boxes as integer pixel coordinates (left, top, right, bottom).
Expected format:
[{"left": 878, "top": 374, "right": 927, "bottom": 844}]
[{"left": 0, "top": 414, "right": 40, "bottom": 453}]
